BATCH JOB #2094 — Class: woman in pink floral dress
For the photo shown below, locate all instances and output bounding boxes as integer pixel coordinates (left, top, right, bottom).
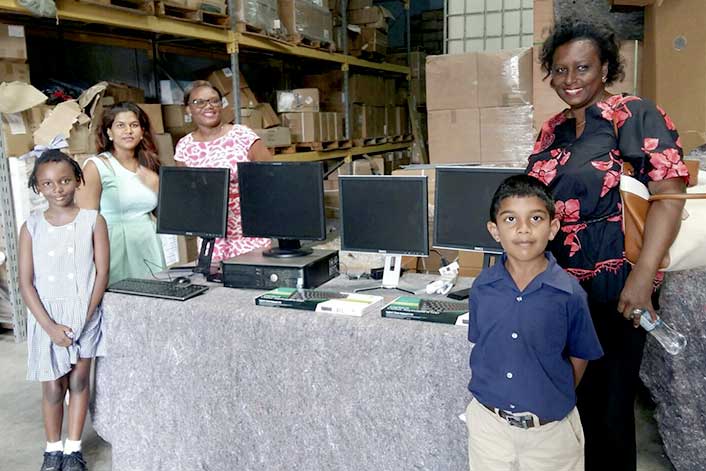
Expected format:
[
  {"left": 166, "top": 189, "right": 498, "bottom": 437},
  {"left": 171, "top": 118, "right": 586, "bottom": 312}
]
[
  {"left": 528, "top": 20, "right": 689, "bottom": 471},
  {"left": 174, "top": 80, "right": 272, "bottom": 263}
]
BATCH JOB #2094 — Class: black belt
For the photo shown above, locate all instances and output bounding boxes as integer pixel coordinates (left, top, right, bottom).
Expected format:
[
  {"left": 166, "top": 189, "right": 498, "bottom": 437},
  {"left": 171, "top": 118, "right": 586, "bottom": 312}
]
[{"left": 480, "top": 402, "right": 554, "bottom": 429}]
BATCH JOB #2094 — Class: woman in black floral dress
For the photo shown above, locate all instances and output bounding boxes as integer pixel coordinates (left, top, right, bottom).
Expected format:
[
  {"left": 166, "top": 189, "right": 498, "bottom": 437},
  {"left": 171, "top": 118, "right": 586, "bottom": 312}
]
[{"left": 528, "top": 20, "right": 689, "bottom": 471}]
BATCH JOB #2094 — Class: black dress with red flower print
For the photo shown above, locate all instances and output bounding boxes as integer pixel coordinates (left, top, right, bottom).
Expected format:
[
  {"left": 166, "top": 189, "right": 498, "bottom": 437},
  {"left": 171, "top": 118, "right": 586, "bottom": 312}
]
[{"left": 526, "top": 94, "right": 690, "bottom": 303}]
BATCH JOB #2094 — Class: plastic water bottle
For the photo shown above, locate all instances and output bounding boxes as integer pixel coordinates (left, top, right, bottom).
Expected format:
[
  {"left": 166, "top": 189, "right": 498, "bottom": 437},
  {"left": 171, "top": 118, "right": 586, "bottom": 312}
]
[{"left": 638, "top": 310, "right": 687, "bottom": 355}]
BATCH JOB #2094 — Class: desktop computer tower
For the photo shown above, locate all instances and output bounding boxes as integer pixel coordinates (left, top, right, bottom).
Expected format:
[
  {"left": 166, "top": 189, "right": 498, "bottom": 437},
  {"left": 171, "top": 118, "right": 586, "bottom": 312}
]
[{"left": 221, "top": 249, "right": 339, "bottom": 290}]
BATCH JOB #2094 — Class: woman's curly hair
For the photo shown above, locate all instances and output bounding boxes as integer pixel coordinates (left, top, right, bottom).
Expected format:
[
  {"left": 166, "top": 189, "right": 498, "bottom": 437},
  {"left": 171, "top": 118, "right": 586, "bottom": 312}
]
[{"left": 540, "top": 18, "right": 624, "bottom": 86}]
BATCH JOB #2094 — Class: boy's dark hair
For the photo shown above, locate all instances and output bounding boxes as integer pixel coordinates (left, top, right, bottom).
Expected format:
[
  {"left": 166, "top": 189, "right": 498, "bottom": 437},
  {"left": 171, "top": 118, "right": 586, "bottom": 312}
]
[
  {"left": 28, "top": 149, "right": 84, "bottom": 194},
  {"left": 540, "top": 18, "right": 624, "bottom": 86},
  {"left": 489, "top": 175, "right": 555, "bottom": 223}
]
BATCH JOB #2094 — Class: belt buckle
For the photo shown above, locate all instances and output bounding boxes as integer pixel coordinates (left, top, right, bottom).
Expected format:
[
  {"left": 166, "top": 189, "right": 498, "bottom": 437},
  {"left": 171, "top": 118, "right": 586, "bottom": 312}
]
[{"left": 504, "top": 413, "right": 534, "bottom": 429}]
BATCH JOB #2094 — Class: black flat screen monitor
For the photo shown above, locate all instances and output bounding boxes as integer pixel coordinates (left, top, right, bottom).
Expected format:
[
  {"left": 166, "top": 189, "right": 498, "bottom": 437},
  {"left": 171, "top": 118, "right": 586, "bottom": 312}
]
[
  {"left": 237, "top": 161, "right": 326, "bottom": 258},
  {"left": 434, "top": 166, "right": 523, "bottom": 254},
  {"left": 339, "top": 175, "right": 429, "bottom": 256},
  {"left": 157, "top": 166, "right": 230, "bottom": 275}
]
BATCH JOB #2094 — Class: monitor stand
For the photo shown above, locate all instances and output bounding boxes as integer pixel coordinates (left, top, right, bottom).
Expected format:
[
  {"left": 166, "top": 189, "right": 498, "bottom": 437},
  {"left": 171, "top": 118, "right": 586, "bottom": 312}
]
[
  {"left": 354, "top": 255, "right": 416, "bottom": 295},
  {"left": 263, "top": 239, "right": 313, "bottom": 258},
  {"left": 447, "top": 253, "right": 500, "bottom": 300},
  {"left": 193, "top": 237, "right": 217, "bottom": 277}
]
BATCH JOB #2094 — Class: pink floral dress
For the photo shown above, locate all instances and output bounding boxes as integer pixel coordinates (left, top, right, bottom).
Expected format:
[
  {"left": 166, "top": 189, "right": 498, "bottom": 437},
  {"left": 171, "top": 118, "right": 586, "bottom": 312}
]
[
  {"left": 527, "top": 94, "right": 689, "bottom": 303},
  {"left": 174, "top": 125, "right": 270, "bottom": 262}
]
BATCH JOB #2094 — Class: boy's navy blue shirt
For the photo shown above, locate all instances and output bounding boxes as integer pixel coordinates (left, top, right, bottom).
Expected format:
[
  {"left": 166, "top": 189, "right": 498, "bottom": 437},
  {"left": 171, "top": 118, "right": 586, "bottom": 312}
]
[{"left": 468, "top": 252, "right": 603, "bottom": 421}]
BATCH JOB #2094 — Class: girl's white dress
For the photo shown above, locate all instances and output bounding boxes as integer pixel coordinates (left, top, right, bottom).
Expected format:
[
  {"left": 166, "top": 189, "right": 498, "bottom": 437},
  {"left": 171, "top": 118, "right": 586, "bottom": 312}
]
[{"left": 25, "top": 209, "right": 105, "bottom": 381}]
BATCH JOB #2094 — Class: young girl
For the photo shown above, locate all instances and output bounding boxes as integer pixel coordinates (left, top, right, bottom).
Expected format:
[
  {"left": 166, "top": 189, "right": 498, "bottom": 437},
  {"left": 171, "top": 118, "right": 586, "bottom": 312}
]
[{"left": 18, "top": 149, "right": 110, "bottom": 471}]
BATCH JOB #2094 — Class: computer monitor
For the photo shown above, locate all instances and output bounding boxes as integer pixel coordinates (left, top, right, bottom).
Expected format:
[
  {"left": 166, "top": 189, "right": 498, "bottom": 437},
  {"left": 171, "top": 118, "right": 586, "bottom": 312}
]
[
  {"left": 433, "top": 165, "right": 523, "bottom": 298},
  {"left": 157, "top": 166, "right": 230, "bottom": 276},
  {"left": 237, "top": 161, "right": 326, "bottom": 258},
  {"left": 339, "top": 175, "right": 428, "bottom": 293}
]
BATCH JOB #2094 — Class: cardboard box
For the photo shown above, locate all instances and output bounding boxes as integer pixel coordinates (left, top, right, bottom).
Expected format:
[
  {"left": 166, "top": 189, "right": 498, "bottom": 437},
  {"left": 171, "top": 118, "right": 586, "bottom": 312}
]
[
  {"left": 240, "top": 107, "right": 263, "bottom": 129},
  {"left": 351, "top": 27, "right": 388, "bottom": 55},
  {"left": 277, "top": 89, "right": 320, "bottom": 113},
  {"left": 68, "top": 121, "right": 97, "bottom": 155},
  {"left": 426, "top": 48, "right": 532, "bottom": 111},
  {"left": 207, "top": 67, "right": 250, "bottom": 96},
  {"left": 348, "top": 6, "right": 393, "bottom": 30},
  {"left": 350, "top": 74, "right": 385, "bottom": 105},
  {"left": 256, "top": 102, "right": 280, "bottom": 128},
  {"left": 33, "top": 100, "right": 81, "bottom": 149},
  {"left": 644, "top": 0, "right": 706, "bottom": 153},
  {"left": 220, "top": 93, "right": 235, "bottom": 124},
  {"left": 0, "top": 24, "right": 27, "bottom": 61},
  {"left": 278, "top": 0, "right": 333, "bottom": 43},
  {"left": 281, "top": 112, "right": 320, "bottom": 142},
  {"left": 154, "top": 133, "right": 175, "bottom": 166},
  {"left": 233, "top": 0, "right": 279, "bottom": 35},
  {"left": 480, "top": 106, "right": 535, "bottom": 164},
  {"left": 0, "top": 60, "right": 29, "bottom": 82},
  {"left": 105, "top": 82, "right": 145, "bottom": 104},
  {"left": 428, "top": 108, "right": 481, "bottom": 164},
  {"left": 254, "top": 127, "right": 292, "bottom": 148},
  {"left": 137, "top": 104, "right": 165, "bottom": 134},
  {"left": 458, "top": 251, "right": 484, "bottom": 278},
  {"left": 165, "top": 126, "right": 194, "bottom": 144},
  {"left": 1, "top": 107, "right": 43, "bottom": 156},
  {"left": 162, "top": 105, "right": 193, "bottom": 129}
]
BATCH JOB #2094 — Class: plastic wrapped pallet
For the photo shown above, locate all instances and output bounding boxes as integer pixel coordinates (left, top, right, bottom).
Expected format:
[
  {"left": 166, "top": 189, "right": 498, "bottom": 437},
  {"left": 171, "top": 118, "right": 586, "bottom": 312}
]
[
  {"left": 234, "top": 0, "right": 279, "bottom": 35},
  {"left": 278, "top": 0, "right": 333, "bottom": 45}
]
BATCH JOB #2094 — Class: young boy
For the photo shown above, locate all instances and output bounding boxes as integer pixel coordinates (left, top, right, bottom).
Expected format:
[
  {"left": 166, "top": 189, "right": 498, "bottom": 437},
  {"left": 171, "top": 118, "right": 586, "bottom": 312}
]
[{"left": 466, "top": 175, "right": 603, "bottom": 471}]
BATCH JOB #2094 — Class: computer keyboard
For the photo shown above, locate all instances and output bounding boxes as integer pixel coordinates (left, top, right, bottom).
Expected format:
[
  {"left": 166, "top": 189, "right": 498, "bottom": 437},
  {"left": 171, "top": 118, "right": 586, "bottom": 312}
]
[
  {"left": 107, "top": 278, "right": 209, "bottom": 301},
  {"left": 289, "top": 289, "right": 349, "bottom": 301},
  {"left": 418, "top": 299, "right": 469, "bottom": 314}
]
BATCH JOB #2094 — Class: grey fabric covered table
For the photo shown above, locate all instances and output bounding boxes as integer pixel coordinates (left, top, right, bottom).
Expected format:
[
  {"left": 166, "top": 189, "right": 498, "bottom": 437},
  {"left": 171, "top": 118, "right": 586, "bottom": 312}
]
[{"left": 92, "top": 275, "right": 474, "bottom": 471}]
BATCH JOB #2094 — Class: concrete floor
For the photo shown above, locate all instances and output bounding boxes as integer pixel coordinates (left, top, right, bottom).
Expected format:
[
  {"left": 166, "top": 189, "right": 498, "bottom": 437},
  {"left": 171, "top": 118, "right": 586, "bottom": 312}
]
[{"left": 0, "top": 328, "right": 675, "bottom": 471}]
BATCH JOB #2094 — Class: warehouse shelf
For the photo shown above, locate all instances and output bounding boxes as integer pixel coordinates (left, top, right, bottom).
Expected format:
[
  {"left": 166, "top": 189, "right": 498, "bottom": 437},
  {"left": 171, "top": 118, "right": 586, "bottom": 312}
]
[
  {"left": 274, "top": 142, "right": 413, "bottom": 162},
  {"left": 0, "top": 0, "right": 410, "bottom": 75}
]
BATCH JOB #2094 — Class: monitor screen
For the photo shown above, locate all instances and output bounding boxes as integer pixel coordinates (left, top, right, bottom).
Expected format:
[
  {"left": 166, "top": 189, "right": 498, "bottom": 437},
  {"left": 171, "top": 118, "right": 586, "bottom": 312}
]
[
  {"left": 339, "top": 175, "right": 429, "bottom": 256},
  {"left": 434, "top": 166, "right": 523, "bottom": 253},
  {"left": 238, "top": 161, "right": 326, "bottom": 242},
  {"left": 157, "top": 166, "right": 229, "bottom": 239}
]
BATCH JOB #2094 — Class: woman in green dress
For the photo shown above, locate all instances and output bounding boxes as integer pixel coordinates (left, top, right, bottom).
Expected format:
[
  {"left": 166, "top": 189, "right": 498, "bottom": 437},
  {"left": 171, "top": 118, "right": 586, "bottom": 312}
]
[{"left": 77, "top": 102, "right": 165, "bottom": 284}]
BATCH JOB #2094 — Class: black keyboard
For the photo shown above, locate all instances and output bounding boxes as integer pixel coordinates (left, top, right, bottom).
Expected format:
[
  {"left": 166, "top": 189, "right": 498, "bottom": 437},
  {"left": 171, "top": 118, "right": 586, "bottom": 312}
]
[
  {"left": 289, "top": 289, "right": 348, "bottom": 301},
  {"left": 419, "top": 299, "right": 469, "bottom": 314},
  {"left": 107, "top": 278, "right": 209, "bottom": 301}
]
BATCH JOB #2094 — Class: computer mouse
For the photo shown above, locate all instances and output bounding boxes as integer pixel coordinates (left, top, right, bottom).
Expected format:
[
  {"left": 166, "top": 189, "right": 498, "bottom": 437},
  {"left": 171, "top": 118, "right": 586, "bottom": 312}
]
[{"left": 173, "top": 276, "right": 192, "bottom": 287}]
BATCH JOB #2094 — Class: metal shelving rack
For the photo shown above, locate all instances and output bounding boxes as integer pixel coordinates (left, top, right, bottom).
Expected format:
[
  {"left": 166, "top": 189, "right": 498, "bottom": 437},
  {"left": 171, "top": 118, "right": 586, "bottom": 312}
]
[{"left": 0, "top": 0, "right": 412, "bottom": 340}]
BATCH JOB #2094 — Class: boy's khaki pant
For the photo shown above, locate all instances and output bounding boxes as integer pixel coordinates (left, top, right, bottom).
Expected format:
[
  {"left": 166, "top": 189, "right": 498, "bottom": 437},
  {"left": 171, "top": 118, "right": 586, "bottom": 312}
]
[{"left": 466, "top": 399, "right": 584, "bottom": 471}]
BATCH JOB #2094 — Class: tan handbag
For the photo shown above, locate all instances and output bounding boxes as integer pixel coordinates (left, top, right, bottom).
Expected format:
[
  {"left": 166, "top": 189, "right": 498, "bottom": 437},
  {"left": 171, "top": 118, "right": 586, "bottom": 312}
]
[{"left": 620, "top": 162, "right": 706, "bottom": 271}]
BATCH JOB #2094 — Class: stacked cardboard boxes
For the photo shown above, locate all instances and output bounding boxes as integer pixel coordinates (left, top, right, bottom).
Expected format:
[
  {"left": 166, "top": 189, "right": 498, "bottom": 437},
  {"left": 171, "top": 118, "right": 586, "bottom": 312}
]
[
  {"left": 234, "top": 0, "right": 279, "bottom": 34},
  {"left": 426, "top": 48, "right": 535, "bottom": 165},
  {"left": 344, "top": 0, "right": 391, "bottom": 57},
  {"left": 278, "top": 0, "right": 334, "bottom": 45}
]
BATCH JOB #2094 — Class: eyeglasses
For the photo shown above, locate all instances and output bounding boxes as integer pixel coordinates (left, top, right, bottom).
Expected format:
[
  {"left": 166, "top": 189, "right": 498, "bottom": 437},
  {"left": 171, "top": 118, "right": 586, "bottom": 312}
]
[{"left": 189, "top": 98, "right": 222, "bottom": 109}]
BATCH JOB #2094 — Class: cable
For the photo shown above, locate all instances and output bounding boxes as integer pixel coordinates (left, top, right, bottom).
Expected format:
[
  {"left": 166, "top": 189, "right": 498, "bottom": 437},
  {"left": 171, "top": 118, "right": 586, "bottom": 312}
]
[
  {"left": 143, "top": 259, "right": 171, "bottom": 281},
  {"left": 430, "top": 249, "right": 451, "bottom": 267}
]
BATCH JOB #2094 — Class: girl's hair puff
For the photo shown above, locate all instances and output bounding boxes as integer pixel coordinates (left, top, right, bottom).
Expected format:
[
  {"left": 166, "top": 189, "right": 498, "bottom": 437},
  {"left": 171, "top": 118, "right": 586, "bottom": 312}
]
[
  {"left": 96, "top": 101, "right": 161, "bottom": 173},
  {"left": 28, "top": 149, "right": 84, "bottom": 194}
]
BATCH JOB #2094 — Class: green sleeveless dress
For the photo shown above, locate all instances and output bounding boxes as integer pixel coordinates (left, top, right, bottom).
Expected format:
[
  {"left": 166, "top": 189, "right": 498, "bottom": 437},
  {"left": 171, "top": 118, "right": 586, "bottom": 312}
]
[{"left": 85, "top": 153, "right": 165, "bottom": 284}]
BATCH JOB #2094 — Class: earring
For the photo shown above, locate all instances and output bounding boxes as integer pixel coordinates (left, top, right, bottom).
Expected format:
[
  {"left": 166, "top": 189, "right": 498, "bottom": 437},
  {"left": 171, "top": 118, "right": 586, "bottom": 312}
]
[
  {"left": 602, "top": 76, "right": 607, "bottom": 83},
  {"left": 108, "top": 136, "right": 113, "bottom": 141}
]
